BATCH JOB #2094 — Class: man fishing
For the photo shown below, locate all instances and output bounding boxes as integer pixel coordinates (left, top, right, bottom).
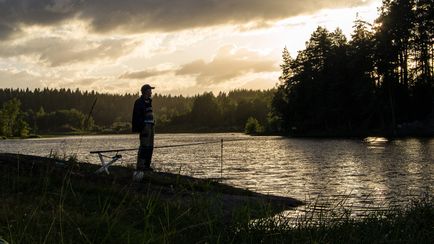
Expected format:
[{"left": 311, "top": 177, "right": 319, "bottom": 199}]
[{"left": 132, "top": 84, "right": 155, "bottom": 180}]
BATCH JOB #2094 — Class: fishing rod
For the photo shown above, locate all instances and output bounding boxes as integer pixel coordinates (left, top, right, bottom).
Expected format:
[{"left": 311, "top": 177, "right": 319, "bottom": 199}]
[
  {"left": 89, "top": 137, "right": 256, "bottom": 154},
  {"left": 91, "top": 140, "right": 224, "bottom": 174},
  {"left": 84, "top": 98, "right": 97, "bottom": 130},
  {"left": 90, "top": 140, "right": 222, "bottom": 154},
  {"left": 49, "top": 97, "right": 98, "bottom": 159},
  {"left": 90, "top": 137, "right": 263, "bottom": 175}
]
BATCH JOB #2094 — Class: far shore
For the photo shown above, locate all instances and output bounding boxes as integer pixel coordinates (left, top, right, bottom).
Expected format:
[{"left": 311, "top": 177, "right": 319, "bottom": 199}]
[{"left": 2, "top": 129, "right": 433, "bottom": 140}]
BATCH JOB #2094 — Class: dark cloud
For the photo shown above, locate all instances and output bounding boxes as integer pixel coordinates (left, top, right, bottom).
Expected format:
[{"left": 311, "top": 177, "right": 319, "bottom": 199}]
[
  {"left": 119, "top": 69, "right": 171, "bottom": 79},
  {"left": 0, "top": 0, "right": 374, "bottom": 39},
  {"left": 0, "top": 23, "right": 17, "bottom": 40},
  {"left": 0, "top": 37, "right": 140, "bottom": 66},
  {"left": 176, "top": 46, "right": 277, "bottom": 85},
  {"left": 0, "top": 0, "right": 78, "bottom": 39}
]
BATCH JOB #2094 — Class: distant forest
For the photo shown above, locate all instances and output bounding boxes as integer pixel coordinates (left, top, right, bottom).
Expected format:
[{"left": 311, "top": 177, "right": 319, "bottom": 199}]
[
  {"left": 273, "top": 0, "right": 433, "bottom": 136},
  {"left": 0, "top": 88, "right": 275, "bottom": 137}
]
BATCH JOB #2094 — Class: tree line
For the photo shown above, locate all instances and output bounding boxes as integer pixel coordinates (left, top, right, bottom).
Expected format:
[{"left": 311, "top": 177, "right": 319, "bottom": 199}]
[
  {"left": 0, "top": 88, "right": 275, "bottom": 137},
  {"left": 2, "top": 0, "right": 432, "bottom": 138},
  {"left": 273, "top": 0, "right": 433, "bottom": 136}
]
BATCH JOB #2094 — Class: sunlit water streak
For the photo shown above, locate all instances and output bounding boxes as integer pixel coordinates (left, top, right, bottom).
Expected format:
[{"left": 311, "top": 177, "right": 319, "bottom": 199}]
[{"left": 1, "top": 133, "right": 433, "bottom": 218}]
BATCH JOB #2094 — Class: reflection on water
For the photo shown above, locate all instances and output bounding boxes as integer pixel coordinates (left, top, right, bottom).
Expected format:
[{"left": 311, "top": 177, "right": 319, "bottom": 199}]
[{"left": 1, "top": 133, "right": 433, "bottom": 217}]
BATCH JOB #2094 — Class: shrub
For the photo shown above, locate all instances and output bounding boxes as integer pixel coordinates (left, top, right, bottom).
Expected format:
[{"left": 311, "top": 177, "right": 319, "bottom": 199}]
[{"left": 245, "top": 117, "right": 263, "bottom": 134}]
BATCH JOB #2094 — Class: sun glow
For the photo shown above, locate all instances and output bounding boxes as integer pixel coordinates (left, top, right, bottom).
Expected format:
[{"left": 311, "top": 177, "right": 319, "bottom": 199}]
[
  {"left": 269, "top": 1, "right": 381, "bottom": 57},
  {"left": 0, "top": 1, "right": 383, "bottom": 95}
]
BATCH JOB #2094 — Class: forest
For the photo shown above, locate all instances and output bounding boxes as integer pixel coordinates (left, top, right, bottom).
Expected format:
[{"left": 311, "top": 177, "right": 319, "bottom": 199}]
[
  {"left": 1, "top": 0, "right": 432, "bottom": 138},
  {"left": 0, "top": 88, "right": 275, "bottom": 137},
  {"left": 273, "top": 0, "right": 433, "bottom": 136}
]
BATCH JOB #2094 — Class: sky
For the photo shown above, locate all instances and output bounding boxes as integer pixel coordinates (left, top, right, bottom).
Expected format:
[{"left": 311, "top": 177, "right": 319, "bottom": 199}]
[{"left": 0, "top": 0, "right": 382, "bottom": 96}]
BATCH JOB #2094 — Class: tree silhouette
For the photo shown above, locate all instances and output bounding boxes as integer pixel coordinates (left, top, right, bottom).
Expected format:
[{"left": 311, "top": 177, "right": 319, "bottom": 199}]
[{"left": 273, "top": 0, "right": 433, "bottom": 136}]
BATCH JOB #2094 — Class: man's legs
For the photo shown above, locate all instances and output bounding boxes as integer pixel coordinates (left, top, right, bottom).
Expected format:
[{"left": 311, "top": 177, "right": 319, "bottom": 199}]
[
  {"left": 137, "top": 133, "right": 146, "bottom": 171},
  {"left": 137, "top": 124, "right": 154, "bottom": 171}
]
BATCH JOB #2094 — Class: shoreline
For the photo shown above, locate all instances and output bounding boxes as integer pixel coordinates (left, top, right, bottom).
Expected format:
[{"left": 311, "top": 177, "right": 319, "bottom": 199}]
[
  {"left": 0, "top": 153, "right": 303, "bottom": 216},
  {"left": 2, "top": 130, "right": 434, "bottom": 140}
]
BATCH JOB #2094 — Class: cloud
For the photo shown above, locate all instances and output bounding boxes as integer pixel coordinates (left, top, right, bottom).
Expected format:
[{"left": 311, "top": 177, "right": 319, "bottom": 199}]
[
  {"left": 0, "top": 37, "right": 140, "bottom": 66},
  {"left": 0, "top": 69, "right": 44, "bottom": 89},
  {"left": 64, "top": 77, "right": 98, "bottom": 87},
  {"left": 0, "top": 0, "right": 375, "bottom": 39},
  {"left": 0, "top": 23, "right": 18, "bottom": 40},
  {"left": 176, "top": 45, "right": 277, "bottom": 85},
  {"left": 0, "top": 0, "right": 78, "bottom": 40},
  {"left": 119, "top": 69, "right": 172, "bottom": 79}
]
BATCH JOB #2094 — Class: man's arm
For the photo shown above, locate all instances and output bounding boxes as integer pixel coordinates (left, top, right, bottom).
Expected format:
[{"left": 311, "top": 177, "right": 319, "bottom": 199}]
[{"left": 132, "top": 99, "right": 141, "bottom": 133}]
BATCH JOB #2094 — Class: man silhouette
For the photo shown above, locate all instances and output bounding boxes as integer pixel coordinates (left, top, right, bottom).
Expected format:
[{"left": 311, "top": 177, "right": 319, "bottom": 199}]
[{"left": 132, "top": 84, "right": 155, "bottom": 180}]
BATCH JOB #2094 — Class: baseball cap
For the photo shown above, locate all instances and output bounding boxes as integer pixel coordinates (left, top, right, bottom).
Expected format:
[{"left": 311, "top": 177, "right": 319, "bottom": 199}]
[{"left": 141, "top": 84, "right": 155, "bottom": 93}]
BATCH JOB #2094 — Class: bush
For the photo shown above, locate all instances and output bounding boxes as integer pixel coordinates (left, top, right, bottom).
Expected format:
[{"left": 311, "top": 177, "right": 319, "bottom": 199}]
[
  {"left": 111, "top": 122, "right": 132, "bottom": 133},
  {"left": 0, "top": 98, "right": 30, "bottom": 138},
  {"left": 245, "top": 117, "right": 263, "bottom": 134}
]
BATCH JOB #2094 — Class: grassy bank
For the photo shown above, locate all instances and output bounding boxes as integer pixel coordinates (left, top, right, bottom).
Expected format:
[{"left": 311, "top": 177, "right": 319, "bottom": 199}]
[{"left": 0, "top": 153, "right": 432, "bottom": 243}]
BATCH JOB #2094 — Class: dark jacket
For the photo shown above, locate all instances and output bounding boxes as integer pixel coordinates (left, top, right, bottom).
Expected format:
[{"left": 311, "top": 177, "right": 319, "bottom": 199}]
[{"left": 132, "top": 96, "right": 153, "bottom": 133}]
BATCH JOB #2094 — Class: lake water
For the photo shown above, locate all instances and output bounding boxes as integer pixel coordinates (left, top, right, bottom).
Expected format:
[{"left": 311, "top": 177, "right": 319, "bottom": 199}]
[{"left": 1, "top": 133, "right": 433, "bottom": 218}]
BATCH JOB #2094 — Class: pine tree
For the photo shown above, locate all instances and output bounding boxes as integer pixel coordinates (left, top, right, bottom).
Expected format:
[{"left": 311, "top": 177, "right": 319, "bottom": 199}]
[{"left": 279, "top": 46, "right": 293, "bottom": 84}]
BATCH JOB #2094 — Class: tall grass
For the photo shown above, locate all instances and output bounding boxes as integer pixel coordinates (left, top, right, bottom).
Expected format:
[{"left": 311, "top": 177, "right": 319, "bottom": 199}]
[
  {"left": 0, "top": 154, "right": 433, "bottom": 243},
  {"left": 232, "top": 195, "right": 433, "bottom": 243}
]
